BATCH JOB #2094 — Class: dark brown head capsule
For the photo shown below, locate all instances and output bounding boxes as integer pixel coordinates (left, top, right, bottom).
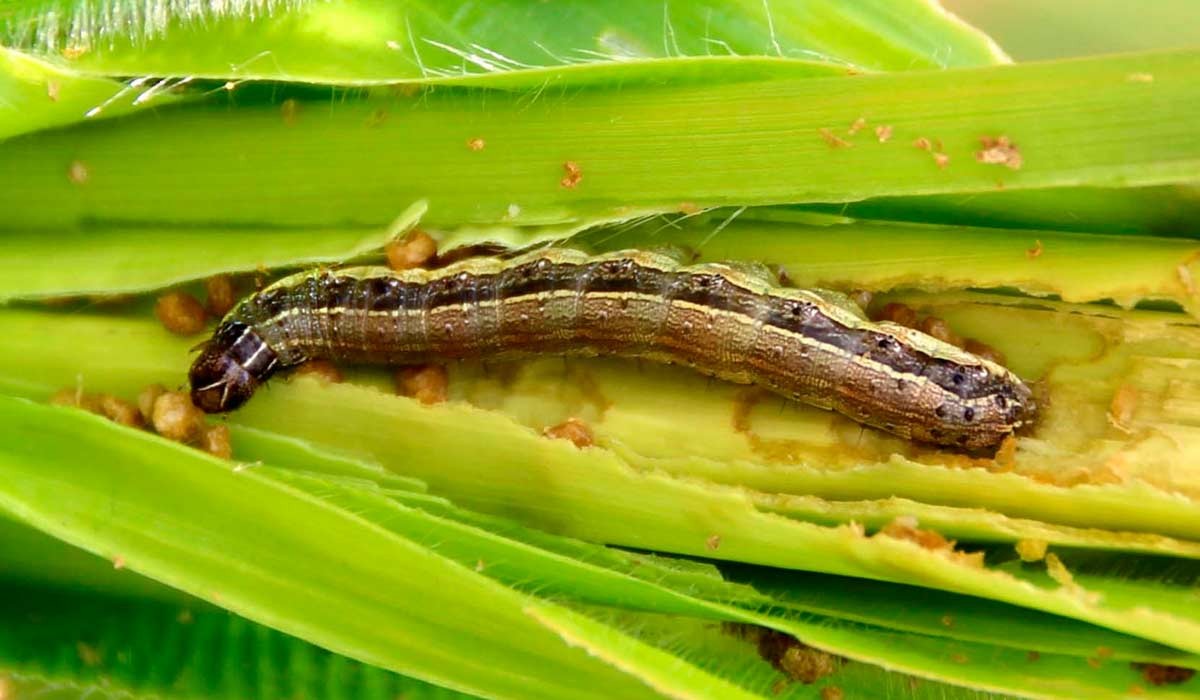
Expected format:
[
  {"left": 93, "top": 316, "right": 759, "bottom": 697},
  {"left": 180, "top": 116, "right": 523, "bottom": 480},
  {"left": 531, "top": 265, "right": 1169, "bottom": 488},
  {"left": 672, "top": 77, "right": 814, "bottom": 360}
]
[{"left": 189, "top": 321, "right": 280, "bottom": 413}]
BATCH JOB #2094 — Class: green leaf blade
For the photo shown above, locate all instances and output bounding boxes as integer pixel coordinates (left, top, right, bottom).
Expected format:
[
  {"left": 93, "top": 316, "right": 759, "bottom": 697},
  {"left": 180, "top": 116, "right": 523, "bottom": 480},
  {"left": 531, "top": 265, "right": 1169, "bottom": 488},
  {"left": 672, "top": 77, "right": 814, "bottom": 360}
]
[
  {"left": 0, "top": 397, "right": 665, "bottom": 700},
  {"left": 1, "top": 50, "right": 1196, "bottom": 235}
]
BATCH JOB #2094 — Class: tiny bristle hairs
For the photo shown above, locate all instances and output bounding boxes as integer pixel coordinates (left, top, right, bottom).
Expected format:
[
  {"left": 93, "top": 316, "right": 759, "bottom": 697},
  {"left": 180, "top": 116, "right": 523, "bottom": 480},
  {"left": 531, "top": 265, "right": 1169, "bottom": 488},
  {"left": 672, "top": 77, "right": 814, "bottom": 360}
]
[
  {"left": 189, "top": 248, "right": 1036, "bottom": 448},
  {"left": 6, "top": 0, "right": 302, "bottom": 51}
]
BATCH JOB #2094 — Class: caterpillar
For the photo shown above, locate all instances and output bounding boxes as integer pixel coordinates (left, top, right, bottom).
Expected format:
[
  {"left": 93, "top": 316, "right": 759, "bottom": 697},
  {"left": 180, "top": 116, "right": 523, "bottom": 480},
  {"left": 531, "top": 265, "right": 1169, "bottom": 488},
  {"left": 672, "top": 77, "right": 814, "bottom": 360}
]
[{"left": 189, "top": 248, "right": 1037, "bottom": 448}]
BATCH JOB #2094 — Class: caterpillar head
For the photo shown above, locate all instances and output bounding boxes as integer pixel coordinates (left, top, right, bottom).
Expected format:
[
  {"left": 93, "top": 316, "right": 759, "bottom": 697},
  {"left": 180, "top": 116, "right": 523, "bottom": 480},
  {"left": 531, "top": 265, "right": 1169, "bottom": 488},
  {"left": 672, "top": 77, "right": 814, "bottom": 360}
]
[{"left": 188, "top": 321, "right": 278, "bottom": 413}]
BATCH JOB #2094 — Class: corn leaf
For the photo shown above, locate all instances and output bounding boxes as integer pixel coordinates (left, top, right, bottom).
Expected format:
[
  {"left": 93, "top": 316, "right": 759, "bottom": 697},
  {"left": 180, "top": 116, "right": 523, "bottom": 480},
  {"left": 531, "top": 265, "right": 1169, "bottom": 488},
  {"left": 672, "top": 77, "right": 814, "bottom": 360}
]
[
  {"left": 3, "top": 403, "right": 1194, "bottom": 699},
  {"left": 0, "top": 50, "right": 1196, "bottom": 237},
  {"left": 0, "top": 0, "right": 1005, "bottom": 85},
  {"left": 0, "top": 397, "right": 668, "bottom": 700},
  {"left": 0, "top": 581, "right": 471, "bottom": 700}
]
